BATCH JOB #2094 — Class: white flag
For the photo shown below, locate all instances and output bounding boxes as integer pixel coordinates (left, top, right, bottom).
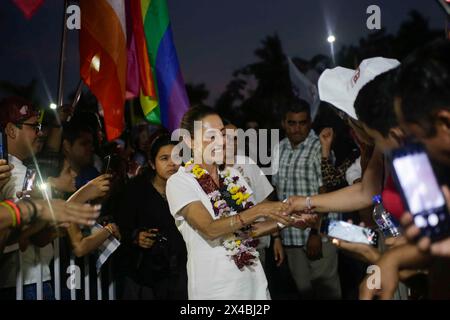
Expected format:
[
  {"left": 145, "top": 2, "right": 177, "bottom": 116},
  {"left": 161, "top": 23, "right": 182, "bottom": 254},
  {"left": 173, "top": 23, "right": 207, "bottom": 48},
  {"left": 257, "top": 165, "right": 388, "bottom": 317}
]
[
  {"left": 288, "top": 57, "right": 320, "bottom": 120},
  {"left": 92, "top": 224, "right": 120, "bottom": 273}
]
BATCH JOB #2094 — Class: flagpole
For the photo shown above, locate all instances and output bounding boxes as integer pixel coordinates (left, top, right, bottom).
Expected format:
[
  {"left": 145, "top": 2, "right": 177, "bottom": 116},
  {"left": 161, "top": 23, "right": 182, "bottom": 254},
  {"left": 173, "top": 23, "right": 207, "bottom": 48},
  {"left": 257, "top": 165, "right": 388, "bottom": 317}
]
[
  {"left": 48, "top": 0, "right": 69, "bottom": 153},
  {"left": 57, "top": 0, "right": 69, "bottom": 108},
  {"left": 66, "top": 79, "right": 84, "bottom": 123},
  {"left": 71, "top": 80, "right": 84, "bottom": 108}
]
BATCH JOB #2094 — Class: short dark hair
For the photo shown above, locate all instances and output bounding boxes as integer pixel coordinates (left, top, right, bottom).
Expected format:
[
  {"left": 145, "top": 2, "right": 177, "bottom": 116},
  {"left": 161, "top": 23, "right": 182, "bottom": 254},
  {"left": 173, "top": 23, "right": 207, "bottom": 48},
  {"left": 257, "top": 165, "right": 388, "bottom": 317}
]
[
  {"left": 62, "top": 119, "right": 94, "bottom": 145},
  {"left": 283, "top": 99, "right": 311, "bottom": 120},
  {"left": 180, "top": 106, "right": 219, "bottom": 136},
  {"left": 354, "top": 68, "right": 399, "bottom": 137},
  {"left": 24, "top": 151, "right": 65, "bottom": 180},
  {"left": 396, "top": 39, "right": 450, "bottom": 137}
]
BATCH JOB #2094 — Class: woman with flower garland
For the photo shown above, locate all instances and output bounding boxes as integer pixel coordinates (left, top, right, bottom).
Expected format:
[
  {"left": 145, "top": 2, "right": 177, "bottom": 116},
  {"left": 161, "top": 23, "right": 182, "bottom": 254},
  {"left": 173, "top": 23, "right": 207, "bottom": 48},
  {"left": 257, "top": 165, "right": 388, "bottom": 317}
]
[{"left": 166, "top": 106, "right": 293, "bottom": 300}]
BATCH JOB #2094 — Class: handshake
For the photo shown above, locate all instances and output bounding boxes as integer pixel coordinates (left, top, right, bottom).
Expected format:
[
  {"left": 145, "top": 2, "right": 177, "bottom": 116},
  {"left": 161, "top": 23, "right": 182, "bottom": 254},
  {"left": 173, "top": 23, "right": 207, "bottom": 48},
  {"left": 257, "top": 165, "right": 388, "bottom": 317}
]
[{"left": 253, "top": 196, "right": 319, "bottom": 232}]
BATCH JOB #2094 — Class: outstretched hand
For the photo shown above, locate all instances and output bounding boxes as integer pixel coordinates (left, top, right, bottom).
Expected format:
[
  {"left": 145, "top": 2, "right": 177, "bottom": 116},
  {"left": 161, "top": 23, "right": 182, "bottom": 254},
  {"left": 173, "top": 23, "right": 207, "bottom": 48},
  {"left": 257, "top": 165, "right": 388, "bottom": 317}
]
[
  {"left": 34, "top": 199, "right": 101, "bottom": 226},
  {"left": 255, "top": 201, "right": 293, "bottom": 226},
  {"left": 290, "top": 212, "right": 319, "bottom": 230}
]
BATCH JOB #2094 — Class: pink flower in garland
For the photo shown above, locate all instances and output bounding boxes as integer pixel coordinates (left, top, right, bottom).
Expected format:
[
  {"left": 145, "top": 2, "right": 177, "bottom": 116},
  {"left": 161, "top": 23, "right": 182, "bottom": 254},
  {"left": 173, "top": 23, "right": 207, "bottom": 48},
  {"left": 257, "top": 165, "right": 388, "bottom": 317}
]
[
  {"left": 186, "top": 161, "right": 260, "bottom": 270},
  {"left": 244, "top": 202, "right": 254, "bottom": 209},
  {"left": 209, "top": 191, "right": 221, "bottom": 202}
]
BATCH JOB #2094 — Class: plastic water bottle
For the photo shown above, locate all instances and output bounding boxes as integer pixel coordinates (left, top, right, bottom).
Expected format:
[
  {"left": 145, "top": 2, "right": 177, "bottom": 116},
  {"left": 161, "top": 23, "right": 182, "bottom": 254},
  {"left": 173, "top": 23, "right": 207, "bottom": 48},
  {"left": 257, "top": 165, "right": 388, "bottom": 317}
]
[{"left": 372, "top": 195, "right": 400, "bottom": 237}]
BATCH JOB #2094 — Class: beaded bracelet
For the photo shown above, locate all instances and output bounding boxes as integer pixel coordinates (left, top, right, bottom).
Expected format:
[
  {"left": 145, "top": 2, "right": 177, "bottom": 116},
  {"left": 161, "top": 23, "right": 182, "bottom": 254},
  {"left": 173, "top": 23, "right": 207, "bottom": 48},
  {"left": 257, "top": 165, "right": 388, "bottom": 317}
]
[
  {"left": 305, "top": 196, "right": 312, "bottom": 211},
  {"left": 4, "top": 200, "right": 21, "bottom": 227},
  {"left": 20, "top": 198, "right": 38, "bottom": 224},
  {"left": 0, "top": 201, "right": 17, "bottom": 228}
]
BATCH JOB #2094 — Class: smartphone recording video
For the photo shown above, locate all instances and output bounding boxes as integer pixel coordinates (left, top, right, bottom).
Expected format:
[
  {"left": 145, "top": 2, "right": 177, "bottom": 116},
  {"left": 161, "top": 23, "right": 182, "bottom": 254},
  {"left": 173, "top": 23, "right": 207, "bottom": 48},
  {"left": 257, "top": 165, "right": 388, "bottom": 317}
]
[
  {"left": 391, "top": 144, "right": 450, "bottom": 241},
  {"left": 22, "top": 168, "right": 37, "bottom": 196},
  {"left": 321, "top": 220, "right": 378, "bottom": 246}
]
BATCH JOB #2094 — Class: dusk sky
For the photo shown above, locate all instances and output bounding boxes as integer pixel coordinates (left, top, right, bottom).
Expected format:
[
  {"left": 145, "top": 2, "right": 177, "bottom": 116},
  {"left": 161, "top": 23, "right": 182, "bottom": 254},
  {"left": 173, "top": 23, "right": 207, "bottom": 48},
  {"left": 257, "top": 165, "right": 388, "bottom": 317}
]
[{"left": 0, "top": 0, "right": 446, "bottom": 107}]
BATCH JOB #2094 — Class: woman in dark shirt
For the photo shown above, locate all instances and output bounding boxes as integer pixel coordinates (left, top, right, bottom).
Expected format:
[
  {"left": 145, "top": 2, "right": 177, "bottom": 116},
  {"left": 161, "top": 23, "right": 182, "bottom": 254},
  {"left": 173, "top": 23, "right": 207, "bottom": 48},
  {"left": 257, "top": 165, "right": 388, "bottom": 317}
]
[{"left": 115, "top": 134, "right": 187, "bottom": 299}]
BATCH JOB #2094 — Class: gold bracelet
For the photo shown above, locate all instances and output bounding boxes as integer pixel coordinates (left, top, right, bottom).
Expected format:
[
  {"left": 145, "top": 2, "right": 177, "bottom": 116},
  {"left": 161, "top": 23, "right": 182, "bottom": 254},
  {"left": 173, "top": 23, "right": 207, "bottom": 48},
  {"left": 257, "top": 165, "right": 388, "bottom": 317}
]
[
  {"left": 104, "top": 224, "right": 113, "bottom": 235},
  {"left": 229, "top": 215, "right": 235, "bottom": 229}
]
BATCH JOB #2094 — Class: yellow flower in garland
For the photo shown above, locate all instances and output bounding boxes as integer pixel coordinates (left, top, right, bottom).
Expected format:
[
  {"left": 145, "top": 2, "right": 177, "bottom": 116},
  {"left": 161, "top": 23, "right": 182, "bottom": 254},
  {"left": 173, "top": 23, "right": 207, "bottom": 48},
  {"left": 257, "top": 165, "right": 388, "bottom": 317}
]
[
  {"left": 232, "top": 192, "right": 244, "bottom": 205},
  {"left": 229, "top": 186, "right": 240, "bottom": 195},
  {"left": 235, "top": 240, "right": 241, "bottom": 246},
  {"left": 232, "top": 190, "right": 251, "bottom": 206},
  {"left": 192, "top": 165, "right": 206, "bottom": 179}
]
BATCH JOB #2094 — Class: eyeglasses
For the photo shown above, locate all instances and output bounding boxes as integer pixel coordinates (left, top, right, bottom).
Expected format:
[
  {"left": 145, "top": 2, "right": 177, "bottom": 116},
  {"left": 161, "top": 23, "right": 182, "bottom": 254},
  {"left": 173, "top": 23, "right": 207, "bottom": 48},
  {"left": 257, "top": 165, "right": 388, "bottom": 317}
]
[{"left": 15, "top": 122, "right": 42, "bottom": 133}]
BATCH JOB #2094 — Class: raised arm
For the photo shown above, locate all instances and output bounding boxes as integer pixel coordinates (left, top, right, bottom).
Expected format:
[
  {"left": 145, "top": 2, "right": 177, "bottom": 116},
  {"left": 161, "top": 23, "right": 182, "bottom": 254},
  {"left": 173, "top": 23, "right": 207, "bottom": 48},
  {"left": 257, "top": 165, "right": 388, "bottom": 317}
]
[
  {"left": 359, "top": 243, "right": 431, "bottom": 300},
  {"left": 67, "top": 174, "right": 111, "bottom": 204},
  {"left": 289, "top": 149, "right": 384, "bottom": 213},
  {"left": 67, "top": 222, "right": 119, "bottom": 258}
]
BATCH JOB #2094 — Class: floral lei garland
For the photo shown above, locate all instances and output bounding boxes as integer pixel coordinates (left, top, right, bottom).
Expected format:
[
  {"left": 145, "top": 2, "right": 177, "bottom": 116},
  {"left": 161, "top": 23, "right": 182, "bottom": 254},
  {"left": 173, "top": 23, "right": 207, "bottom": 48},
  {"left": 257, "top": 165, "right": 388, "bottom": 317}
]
[{"left": 185, "top": 160, "right": 260, "bottom": 270}]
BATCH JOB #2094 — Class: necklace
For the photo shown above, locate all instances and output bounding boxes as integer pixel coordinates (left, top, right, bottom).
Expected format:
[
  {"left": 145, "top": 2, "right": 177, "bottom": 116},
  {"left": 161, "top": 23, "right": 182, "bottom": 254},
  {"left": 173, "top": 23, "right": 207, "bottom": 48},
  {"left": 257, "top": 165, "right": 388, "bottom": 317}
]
[{"left": 185, "top": 160, "right": 260, "bottom": 269}]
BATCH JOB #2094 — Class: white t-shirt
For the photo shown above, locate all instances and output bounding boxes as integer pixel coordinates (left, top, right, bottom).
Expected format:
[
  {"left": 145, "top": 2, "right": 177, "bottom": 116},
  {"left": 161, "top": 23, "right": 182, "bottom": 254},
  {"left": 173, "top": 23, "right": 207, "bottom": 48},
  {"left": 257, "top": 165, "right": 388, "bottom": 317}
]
[
  {"left": 232, "top": 155, "right": 273, "bottom": 249},
  {"left": 166, "top": 166, "right": 270, "bottom": 300},
  {"left": 345, "top": 157, "right": 362, "bottom": 186},
  {"left": 0, "top": 154, "right": 53, "bottom": 288}
]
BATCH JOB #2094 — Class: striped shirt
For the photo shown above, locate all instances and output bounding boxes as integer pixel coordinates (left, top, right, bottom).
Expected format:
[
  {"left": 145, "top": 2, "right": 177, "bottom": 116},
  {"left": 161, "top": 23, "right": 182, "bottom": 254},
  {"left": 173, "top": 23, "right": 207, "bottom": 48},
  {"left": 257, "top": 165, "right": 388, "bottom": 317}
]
[{"left": 272, "top": 131, "right": 323, "bottom": 246}]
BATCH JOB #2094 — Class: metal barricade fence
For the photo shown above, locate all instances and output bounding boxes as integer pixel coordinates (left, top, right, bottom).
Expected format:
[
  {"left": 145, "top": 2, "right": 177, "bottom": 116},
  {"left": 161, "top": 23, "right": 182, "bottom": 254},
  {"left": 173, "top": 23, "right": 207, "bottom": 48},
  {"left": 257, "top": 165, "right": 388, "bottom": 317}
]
[{"left": 2, "top": 237, "right": 116, "bottom": 301}]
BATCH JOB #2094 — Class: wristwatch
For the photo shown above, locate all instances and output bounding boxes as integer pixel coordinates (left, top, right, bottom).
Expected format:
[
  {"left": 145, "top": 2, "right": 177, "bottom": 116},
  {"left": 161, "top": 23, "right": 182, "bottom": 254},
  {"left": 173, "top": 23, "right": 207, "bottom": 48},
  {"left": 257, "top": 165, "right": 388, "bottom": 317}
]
[{"left": 309, "top": 228, "right": 319, "bottom": 236}]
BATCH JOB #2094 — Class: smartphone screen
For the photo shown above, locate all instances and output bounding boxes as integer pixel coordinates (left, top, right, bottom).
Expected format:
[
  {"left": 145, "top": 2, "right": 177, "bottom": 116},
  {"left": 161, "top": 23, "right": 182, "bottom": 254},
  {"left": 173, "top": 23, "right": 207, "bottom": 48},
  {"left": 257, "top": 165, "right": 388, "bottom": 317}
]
[
  {"left": 0, "top": 130, "right": 7, "bottom": 162},
  {"left": 22, "top": 168, "right": 37, "bottom": 193},
  {"left": 322, "top": 220, "right": 378, "bottom": 246},
  {"left": 391, "top": 145, "right": 450, "bottom": 241}
]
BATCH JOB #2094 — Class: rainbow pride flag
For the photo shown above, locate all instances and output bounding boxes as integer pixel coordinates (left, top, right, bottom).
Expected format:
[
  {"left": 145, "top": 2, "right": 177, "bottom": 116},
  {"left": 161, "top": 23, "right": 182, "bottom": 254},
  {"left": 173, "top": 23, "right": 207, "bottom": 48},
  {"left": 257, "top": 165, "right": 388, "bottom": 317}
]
[
  {"left": 127, "top": 0, "right": 189, "bottom": 131},
  {"left": 80, "top": 0, "right": 127, "bottom": 141}
]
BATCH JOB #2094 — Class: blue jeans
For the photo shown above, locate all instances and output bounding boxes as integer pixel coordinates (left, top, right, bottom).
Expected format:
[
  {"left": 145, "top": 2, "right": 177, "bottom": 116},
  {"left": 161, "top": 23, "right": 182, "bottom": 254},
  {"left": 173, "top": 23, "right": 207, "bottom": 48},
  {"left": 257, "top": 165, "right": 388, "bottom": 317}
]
[
  {"left": 24, "top": 281, "right": 55, "bottom": 300},
  {"left": 0, "top": 281, "right": 55, "bottom": 300}
]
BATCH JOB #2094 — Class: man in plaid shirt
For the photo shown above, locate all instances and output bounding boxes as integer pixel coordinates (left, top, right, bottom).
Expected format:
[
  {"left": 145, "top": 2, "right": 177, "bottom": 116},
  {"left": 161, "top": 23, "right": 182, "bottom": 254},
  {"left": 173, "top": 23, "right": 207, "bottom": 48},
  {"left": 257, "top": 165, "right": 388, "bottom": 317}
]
[{"left": 272, "top": 99, "right": 341, "bottom": 299}]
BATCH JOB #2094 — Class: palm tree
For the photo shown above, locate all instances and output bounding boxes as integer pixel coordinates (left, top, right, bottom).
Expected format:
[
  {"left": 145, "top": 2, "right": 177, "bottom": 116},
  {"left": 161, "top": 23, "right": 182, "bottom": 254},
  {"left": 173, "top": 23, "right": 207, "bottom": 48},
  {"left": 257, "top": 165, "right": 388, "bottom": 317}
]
[
  {"left": 232, "top": 34, "right": 293, "bottom": 128},
  {"left": 215, "top": 78, "right": 246, "bottom": 125},
  {"left": 337, "top": 10, "right": 443, "bottom": 68}
]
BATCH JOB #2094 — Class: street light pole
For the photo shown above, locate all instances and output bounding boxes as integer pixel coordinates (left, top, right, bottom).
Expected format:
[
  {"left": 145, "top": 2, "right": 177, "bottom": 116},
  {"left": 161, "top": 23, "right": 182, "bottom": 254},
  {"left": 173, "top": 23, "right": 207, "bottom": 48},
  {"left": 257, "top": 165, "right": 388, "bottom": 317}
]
[{"left": 327, "top": 35, "right": 336, "bottom": 66}]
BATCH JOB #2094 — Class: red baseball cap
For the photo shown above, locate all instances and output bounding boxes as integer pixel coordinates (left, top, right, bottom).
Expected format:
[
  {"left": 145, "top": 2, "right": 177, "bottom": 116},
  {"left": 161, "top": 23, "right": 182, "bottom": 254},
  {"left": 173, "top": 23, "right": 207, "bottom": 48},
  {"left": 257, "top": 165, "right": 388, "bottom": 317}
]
[{"left": 0, "top": 96, "right": 40, "bottom": 129}]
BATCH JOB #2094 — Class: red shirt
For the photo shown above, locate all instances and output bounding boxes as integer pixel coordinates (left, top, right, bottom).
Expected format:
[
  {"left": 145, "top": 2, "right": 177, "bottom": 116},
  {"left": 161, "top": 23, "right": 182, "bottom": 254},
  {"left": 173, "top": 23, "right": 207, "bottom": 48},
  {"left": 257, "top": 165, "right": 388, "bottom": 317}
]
[{"left": 382, "top": 175, "right": 405, "bottom": 220}]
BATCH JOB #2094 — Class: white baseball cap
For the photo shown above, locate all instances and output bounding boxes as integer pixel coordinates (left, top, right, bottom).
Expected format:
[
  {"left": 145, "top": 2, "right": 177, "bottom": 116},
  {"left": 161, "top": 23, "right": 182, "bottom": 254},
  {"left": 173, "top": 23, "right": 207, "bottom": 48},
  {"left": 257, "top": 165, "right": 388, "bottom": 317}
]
[{"left": 318, "top": 57, "right": 400, "bottom": 120}]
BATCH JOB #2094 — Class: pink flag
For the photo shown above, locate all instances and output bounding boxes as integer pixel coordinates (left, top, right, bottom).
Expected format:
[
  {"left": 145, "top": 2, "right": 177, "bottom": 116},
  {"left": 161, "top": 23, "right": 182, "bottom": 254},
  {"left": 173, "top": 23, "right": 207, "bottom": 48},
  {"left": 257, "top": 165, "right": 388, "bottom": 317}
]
[{"left": 12, "top": 0, "right": 45, "bottom": 19}]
